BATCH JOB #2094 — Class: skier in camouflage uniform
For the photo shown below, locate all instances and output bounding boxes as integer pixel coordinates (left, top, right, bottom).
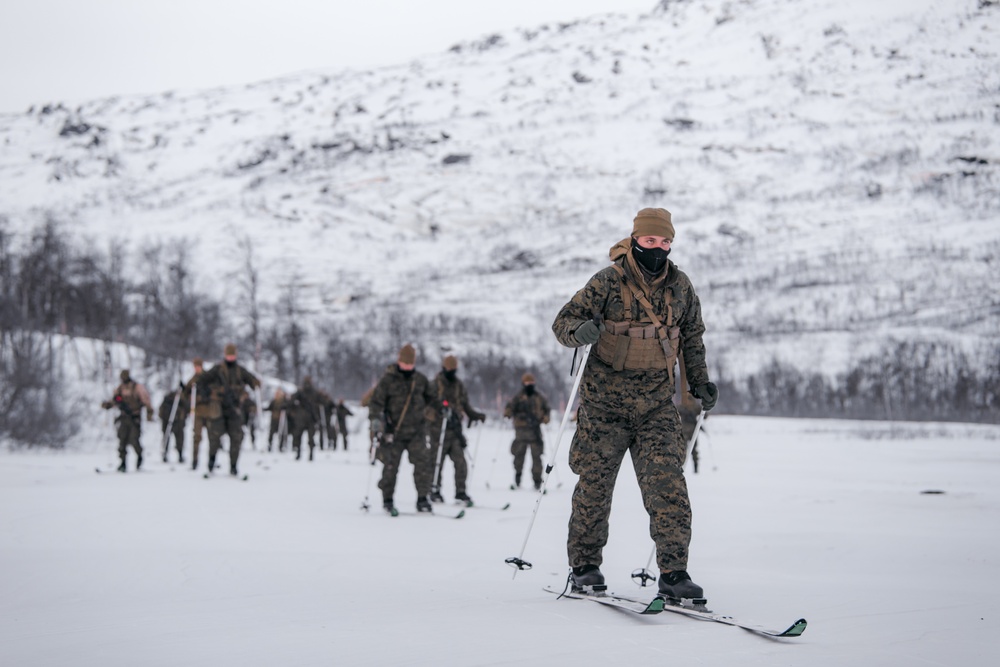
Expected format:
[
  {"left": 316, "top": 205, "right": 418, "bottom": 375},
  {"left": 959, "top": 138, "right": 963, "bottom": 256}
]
[
  {"left": 201, "top": 343, "right": 260, "bottom": 476},
  {"left": 503, "top": 373, "right": 551, "bottom": 490},
  {"left": 368, "top": 344, "right": 437, "bottom": 514},
  {"left": 552, "top": 207, "right": 718, "bottom": 600},
  {"left": 428, "top": 355, "right": 486, "bottom": 505},
  {"left": 288, "top": 376, "right": 321, "bottom": 461},
  {"left": 334, "top": 399, "right": 353, "bottom": 450},
  {"left": 101, "top": 369, "right": 155, "bottom": 472},
  {"left": 183, "top": 357, "right": 211, "bottom": 471},
  {"left": 158, "top": 387, "right": 189, "bottom": 464}
]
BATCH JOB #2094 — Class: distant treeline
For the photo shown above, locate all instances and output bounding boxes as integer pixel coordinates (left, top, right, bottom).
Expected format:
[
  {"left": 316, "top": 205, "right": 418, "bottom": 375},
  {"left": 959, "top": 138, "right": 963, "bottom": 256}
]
[{"left": 717, "top": 340, "right": 1000, "bottom": 424}]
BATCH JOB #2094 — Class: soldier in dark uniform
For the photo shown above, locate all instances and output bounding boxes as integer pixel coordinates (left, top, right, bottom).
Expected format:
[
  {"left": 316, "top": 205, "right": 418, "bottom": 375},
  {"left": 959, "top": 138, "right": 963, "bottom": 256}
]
[
  {"left": 428, "top": 355, "right": 486, "bottom": 505},
  {"left": 288, "top": 376, "right": 321, "bottom": 461},
  {"left": 101, "top": 369, "right": 155, "bottom": 472},
  {"left": 552, "top": 207, "right": 718, "bottom": 599},
  {"left": 504, "top": 373, "right": 551, "bottom": 490},
  {"left": 368, "top": 344, "right": 437, "bottom": 514},
  {"left": 334, "top": 399, "right": 353, "bottom": 450},
  {"left": 201, "top": 343, "right": 260, "bottom": 476},
  {"left": 239, "top": 389, "right": 258, "bottom": 448},
  {"left": 158, "top": 387, "right": 189, "bottom": 464}
]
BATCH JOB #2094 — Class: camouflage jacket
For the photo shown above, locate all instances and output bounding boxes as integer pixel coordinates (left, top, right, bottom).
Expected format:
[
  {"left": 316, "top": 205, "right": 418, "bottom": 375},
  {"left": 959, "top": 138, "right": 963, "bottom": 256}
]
[
  {"left": 428, "top": 373, "right": 483, "bottom": 430},
  {"left": 552, "top": 256, "right": 709, "bottom": 415},
  {"left": 504, "top": 389, "right": 551, "bottom": 431},
  {"left": 200, "top": 361, "right": 260, "bottom": 416},
  {"left": 369, "top": 364, "right": 436, "bottom": 438}
]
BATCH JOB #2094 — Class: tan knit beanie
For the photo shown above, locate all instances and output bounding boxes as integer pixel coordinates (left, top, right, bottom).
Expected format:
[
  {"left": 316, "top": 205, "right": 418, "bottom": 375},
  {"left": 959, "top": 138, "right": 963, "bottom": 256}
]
[
  {"left": 398, "top": 344, "right": 417, "bottom": 365},
  {"left": 223, "top": 343, "right": 238, "bottom": 357},
  {"left": 442, "top": 355, "right": 458, "bottom": 371},
  {"left": 632, "top": 208, "right": 675, "bottom": 240},
  {"left": 521, "top": 373, "right": 535, "bottom": 384}
]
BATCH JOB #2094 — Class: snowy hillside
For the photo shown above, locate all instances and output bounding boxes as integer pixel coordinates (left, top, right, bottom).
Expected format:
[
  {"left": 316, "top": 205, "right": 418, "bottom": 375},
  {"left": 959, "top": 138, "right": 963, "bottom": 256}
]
[
  {"left": 1, "top": 415, "right": 998, "bottom": 665},
  {"left": 1, "top": 0, "right": 998, "bottom": 418}
]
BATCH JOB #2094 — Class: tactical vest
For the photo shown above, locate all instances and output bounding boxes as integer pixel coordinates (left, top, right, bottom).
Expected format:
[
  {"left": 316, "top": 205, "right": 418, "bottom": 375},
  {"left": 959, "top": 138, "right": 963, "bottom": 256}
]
[
  {"left": 593, "top": 264, "right": 680, "bottom": 372},
  {"left": 117, "top": 382, "right": 144, "bottom": 413}
]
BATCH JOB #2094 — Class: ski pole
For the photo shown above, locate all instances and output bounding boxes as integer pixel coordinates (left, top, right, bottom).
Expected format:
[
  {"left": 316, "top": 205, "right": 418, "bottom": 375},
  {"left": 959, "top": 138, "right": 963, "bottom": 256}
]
[
  {"left": 631, "top": 545, "right": 657, "bottom": 587},
  {"left": 484, "top": 426, "right": 502, "bottom": 490},
  {"left": 685, "top": 410, "right": 706, "bottom": 466},
  {"left": 506, "top": 341, "right": 593, "bottom": 577},
  {"left": 160, "top": 386, "right": 182, "bottom": 461},
  {"left": 466, "top": 419, "right": 484, "bottom": 486},
  {"left": 431, "top": 404, "right": 450, "bottom": 497},
  {"left": 360, "top": 433, "right": 381, "bottom": 511}
]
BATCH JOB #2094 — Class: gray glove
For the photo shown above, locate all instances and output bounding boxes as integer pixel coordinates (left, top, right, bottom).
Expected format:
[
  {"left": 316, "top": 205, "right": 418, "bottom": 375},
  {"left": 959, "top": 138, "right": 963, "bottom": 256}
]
[
  {"left": 691, "top": 382, "right": 718, "bottom": 411},
  {"left": 370, "top": 418, "right": 384, "bottom": 437},
  {"left": 574, "top": 320, "right": 601, "bottom": 345}
]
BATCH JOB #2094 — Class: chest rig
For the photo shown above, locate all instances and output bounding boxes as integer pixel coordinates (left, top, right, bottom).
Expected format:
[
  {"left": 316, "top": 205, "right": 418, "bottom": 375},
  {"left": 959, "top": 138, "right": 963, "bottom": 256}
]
[{"left": 593, "top": 264, "right": 680, "bottom": 373}]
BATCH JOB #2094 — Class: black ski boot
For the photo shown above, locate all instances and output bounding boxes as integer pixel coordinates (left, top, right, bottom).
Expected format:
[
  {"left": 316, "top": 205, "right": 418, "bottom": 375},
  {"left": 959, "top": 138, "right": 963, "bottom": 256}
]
[
  {"left": 383, "top": 499, "right": 398, "bottom": 517},
  {"left": 230, "top": 465, "right": 238, "bottom": 476},
  {"left": 570, "top": 564, "right": 607, "bottom": 594},
  {"left": 455, "top": 492, "right": 473, "bottom": 507},
  {"left": 416, "top": 496, "right": 433, "bottom": 513},
  {"left": 657, "top": 570, "right": 704, "bottom": 602},
  {"left": 136, "top": 453, "right": 143, "bottom": 470},
  {"left": 117, "top": 460, "right": 127, "bottom": 473},
  {"left": 430, "top": 489, "right": 445, "bottom": 503}
]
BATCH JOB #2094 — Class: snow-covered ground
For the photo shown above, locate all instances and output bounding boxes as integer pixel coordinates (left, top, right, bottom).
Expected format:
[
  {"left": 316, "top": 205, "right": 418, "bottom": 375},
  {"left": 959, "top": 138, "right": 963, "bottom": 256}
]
[{"left": 2, "top": 414, "right": 997, "bottom": 666}]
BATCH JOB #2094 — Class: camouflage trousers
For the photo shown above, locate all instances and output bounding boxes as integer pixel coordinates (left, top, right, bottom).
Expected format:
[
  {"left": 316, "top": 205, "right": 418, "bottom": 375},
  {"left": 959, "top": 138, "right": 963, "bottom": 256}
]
[
  {"left": 117, "top": 417, "right": 143, "bottom": 463},
  {"left": 162, "top": 421, "right": 185, "bottom": 460},
  {"left": 511, "top": 428, "right": 544, "bottom": 487},
  {"left": 567, "top": 402, "right": 691, "bottom": 573},
  {"left": 430, "top": 428, "right": 469, "bottom": 496},
  {"left": 377, "top": 432, "right": 432, "bottom": 502},
  {"left": 192, "top": 414, "right": 209, "bottom": 466},
  {"left": 292, "top": 423, "right": 316, "bottom": 460},
  {"left": 336, "top": 421, "right": 349, "bottom": 450},
  {"left": 208, "top": 412, "right": 244, "bottom": 471}
]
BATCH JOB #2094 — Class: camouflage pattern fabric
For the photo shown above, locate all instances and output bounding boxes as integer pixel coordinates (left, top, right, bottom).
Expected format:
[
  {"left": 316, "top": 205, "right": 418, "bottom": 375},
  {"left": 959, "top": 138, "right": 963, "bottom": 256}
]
[
  {"left": 504, "top": 388, "right": 551, "bottom": 487},
  {"left": 376, "top": 432, "right": 432, "bottom": 501},
  {"left": 552, "top": 254, "right": 710, "bottom": 574},
  {"left": 369, "top": 364, "right": 437, "bottom": 501},
  {"left": 427, "top": 372, "right": 483, "bottom": 496},
  {"left": 201, "top": 361, "right": 260, "bottom": 472}
]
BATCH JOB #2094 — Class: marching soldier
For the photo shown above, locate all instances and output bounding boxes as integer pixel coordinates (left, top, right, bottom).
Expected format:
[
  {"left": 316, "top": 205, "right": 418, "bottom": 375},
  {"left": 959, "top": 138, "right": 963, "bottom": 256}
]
[
  {"left": 503, "top": 373, "right": 551, "bottom": 490},
  {"left": 101, "top": 369, "right": 155, "bottom": 472},
  {"left": 368, "top": 344, "right": 437, "bottom": 514},
  {"left": 201, "top": 343, "right": 260, "bottom": 476},
  {"left": 428, "top": 355, "right": 486, "bottom": 505}
]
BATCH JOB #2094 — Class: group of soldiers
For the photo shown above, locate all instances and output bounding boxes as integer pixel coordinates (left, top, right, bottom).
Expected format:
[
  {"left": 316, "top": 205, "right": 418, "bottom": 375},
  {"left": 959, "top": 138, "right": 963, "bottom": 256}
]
[
  {"left": 103, "top": 343, "right": 261, "bottom": 475},
  {"left": 364, "top": 344, "right": 555, "bottom": 513},
  {"left": 99, "top": 343, "right": 558, "bottom": 494}
]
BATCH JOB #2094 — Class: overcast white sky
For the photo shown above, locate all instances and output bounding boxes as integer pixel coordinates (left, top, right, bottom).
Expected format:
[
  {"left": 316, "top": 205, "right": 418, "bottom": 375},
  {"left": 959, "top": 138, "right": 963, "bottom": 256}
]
[{"left": 0, "top": 0, "right": 657, "bottom": 113}]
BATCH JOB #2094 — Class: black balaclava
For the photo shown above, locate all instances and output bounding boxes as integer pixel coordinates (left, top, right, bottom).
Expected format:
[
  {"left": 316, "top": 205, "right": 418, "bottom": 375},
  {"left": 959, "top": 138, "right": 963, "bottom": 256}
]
[
  {"left": 524, "top": 384, "right": 536, "bottom": 396},
  {"left": 398, "top": 366, "right": 414, "bottom": 379},
  {"left": 631, "top": 236, "right": 670, "bottom": 274},
  {"left": 443, "top": 369, "right": 457, "bottom": 381}
]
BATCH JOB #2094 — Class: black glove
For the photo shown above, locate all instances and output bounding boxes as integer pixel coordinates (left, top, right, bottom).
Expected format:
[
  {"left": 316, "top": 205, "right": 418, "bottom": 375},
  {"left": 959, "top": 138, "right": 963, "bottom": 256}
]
[
  {"left": 691, "top": 382, "right": 718, "bottom": 412},
  {"left": 467, "top": 412, "right": 486, "bottom": 428},
  {"left": 574, "top": 320, "right": 601, "bottom": 345}
]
